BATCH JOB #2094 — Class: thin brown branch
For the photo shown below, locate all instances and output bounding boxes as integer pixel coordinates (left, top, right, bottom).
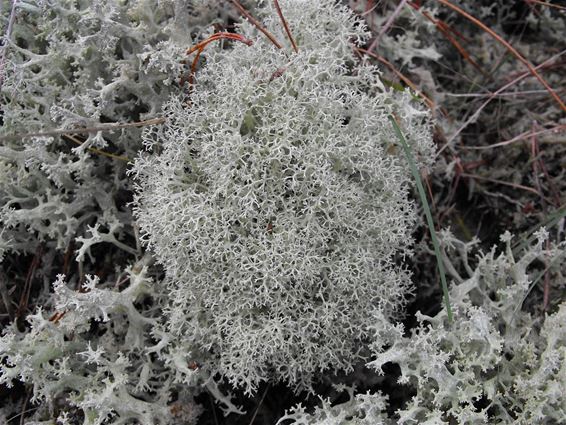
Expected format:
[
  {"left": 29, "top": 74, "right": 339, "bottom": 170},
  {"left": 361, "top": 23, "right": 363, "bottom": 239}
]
[
  {"left": 17, "top": 244, "right": 42, "bottom": 318},
  {"left": 248, "top": 386, "right": 269, "bottom": 425},
  {"left": 435, "top": 0, "right": 566, "bottom": 112},
  {"left": 440, "top": 49, "right": 566, "bottom": 153},
  {"left": 530, "top": 124, "right": 546, "bottom": 210},
  {"left": 460, "top": 172, "right": 553, "bottom": 202},
  {"left": 529, "top": 125, "right": 557, "bottom": 312},
  {"left": 530, "top": 123, "right": 562, "bottom": 208},
  {"left": 408, "top": 4, "right": 488, "bottom": 76},
  {"left": 19, "top": 391, "right": 30, "bottom": 425},
  {"left": 184, "top": 32, "right": 254, "bottom": 88},
  {"left": 464, "top": 125, "right": 566, "bottom": 150},
  {"left": 186, "top": 32, "right": 253, "bottom": 55},
  {"left": 230, "top": 0, "right": 283, "bottom": 49},
  {"left": 63, "top": 134, "right": 130, "bottom": 162},
  {"left": 273, "top": 0, "right": 298, "bottom": 53},
  {"left": 356, "top": 47, "right": 435, "bottom": 109},
  {"left": 366, "top": 0, "right": 409, "bottom": 53},
  {"left": 0, "top": 117, "right": 166, "bottom": 142},
  {"left": 435, "top": 20, "right": 488, "bottom": 77},
  {"left": 0, "top": 270, "right": 14, "bottom": 319}
]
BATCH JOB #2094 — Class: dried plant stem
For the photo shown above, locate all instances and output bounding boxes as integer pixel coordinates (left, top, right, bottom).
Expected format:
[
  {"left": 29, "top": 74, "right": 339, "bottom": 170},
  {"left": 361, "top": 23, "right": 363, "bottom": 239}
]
[
  {"left": 543, "top": 239, "right": 551, "bottom": 311},
  {"left": 530, "top": 127, "right": 561, "bottom": 207},
  {"left": 63, "top": 134, "right": 130, "bottom": 162},
  {"left": 273, "top": 0, "right": 298, "bottom": 53},
  {"left": 357, "top": 47, "right": 435, "bottom": 109},
  {"left": 435, "top": 19, "right": 487, "bottom": 76},
  {"left": 248, "top": 386, "right": 269, "bottom": 425},
  {"left": 459, "top": 172, "right": 554, "bottom": 203},
  {"left": 409, "top": 4, "right": 486, "bottom": 76},
  {"left": 19, "top": 391, "right": 30, "bottom": 425},
  {"left": 230, "top": 0, "right": 283, "bottom": 49},
  {"left": 0, "top": 117, "right": 166, "bottom": 142},
  {"left": 185, "top": 32, "right": 253, "bottom": 87},
  {"left": 366, "top": 0, "right": 409, "bottom": 53},
  {"left": 466, "top": 124, "right": 566, "bottom": 150},
  {"left": 439, "top": 49, "right": 566, "bottom": 154},
  {"left": 445, "top": 89, "right": 557, "bottom": 98},
  {"left": 435, "top": 0, "right": 566, "bottom": 112},
  {"left": 17, "top": 244, "right": 42, "bottom": 318},
  {"left": 0, "top": 270, "right": 14, "bottom": 319}
]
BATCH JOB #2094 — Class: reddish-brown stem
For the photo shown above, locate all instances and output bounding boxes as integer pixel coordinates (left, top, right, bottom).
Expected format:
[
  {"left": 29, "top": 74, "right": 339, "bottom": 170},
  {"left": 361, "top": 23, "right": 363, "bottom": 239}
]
[
  {"left": 356, "top": 47, "right": 435, "bottom": 109},
  {"left": 269, "top": 65, "right": 288, "bottom": 82},
  {"left": 466, "top": 124, "right": 566, "bottom": 150},
  {"left": 530, "top": 124, "right": 545, "bottom": 209},
  {"left": 273, "top": 0, "right": 298, "bottom": 53},
  {"left": 531, "top": 123, "right": 561, "bottom": 207},
  {"left": 186, "top": 32, "right": 253, "bottom": 55},
  {"left": 530, "top": 126, "right": 555, "bottom": 312},
  {"left": 183, "top": 32, "right": 254, "bottom": 87},
  {"left": 407, "top": 3, "right": 487, "bottom": 77},
  {"left": 543, "top": 239, "right": 550, "bottom": 311},
  {"left": 49, "top": 311, "right": 67, "bottom": 323},
  {"left": 435, "top": 20, "right": 487, "bottom": 77},
  {"left": 435, "top": 0, "right": 566, "bottom": 112},
  {"left": 440, "top": 50, "right": 566, "bottom": 153},
  {"left": 17, "top": 245, "right": 43, "bottom": 318},
  {"left": 537, "top": 153, "right": 562, "bottom": 209},
  {"left": 63, "top": 134, "right": 130, "bottom": 162},
  {"left": 459, "top": 172, "right": 554, "bottom": 203},
  {"left": 229, "top": 0, "right": 283, "bottom": 49},
  {"left": 367, "top": 0, "right": 409, "bottom": 53}
]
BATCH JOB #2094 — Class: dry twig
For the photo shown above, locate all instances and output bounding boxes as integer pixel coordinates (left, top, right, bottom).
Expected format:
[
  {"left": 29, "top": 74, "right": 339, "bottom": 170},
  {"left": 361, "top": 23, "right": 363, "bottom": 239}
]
[
  {"left": 230, "top": 0, "right": 283, "bottom": 49},
  {"left": 435, "top": 0, "right": 566, "bottom": 112},
  {"left": 273, "top": 0, "right": 298, "bottom": 53}
]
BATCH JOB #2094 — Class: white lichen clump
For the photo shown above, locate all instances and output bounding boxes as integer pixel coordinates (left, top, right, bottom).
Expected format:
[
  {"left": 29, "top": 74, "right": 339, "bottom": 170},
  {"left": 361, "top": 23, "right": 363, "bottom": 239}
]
[
  {"left": 133, "top": 0, "right": 434, "bottom": 392},
  {"left": 279, "top": 231, "right": 566, "bottom": 424},
  {"left": 367, "top": 230, "right": 566, "bottom": 424}
]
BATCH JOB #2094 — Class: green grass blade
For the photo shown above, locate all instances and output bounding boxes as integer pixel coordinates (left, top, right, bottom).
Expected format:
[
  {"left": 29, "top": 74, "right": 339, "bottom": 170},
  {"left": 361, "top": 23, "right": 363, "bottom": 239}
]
[{"left": 388, "top": 115, "right": 453, "bottom": 323}]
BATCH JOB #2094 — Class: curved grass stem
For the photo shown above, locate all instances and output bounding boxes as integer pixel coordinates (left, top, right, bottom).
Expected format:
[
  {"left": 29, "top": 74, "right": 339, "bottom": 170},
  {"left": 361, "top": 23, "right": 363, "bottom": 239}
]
[{"left": 389, "top": 115, "right": 453, "bottom": 323}]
